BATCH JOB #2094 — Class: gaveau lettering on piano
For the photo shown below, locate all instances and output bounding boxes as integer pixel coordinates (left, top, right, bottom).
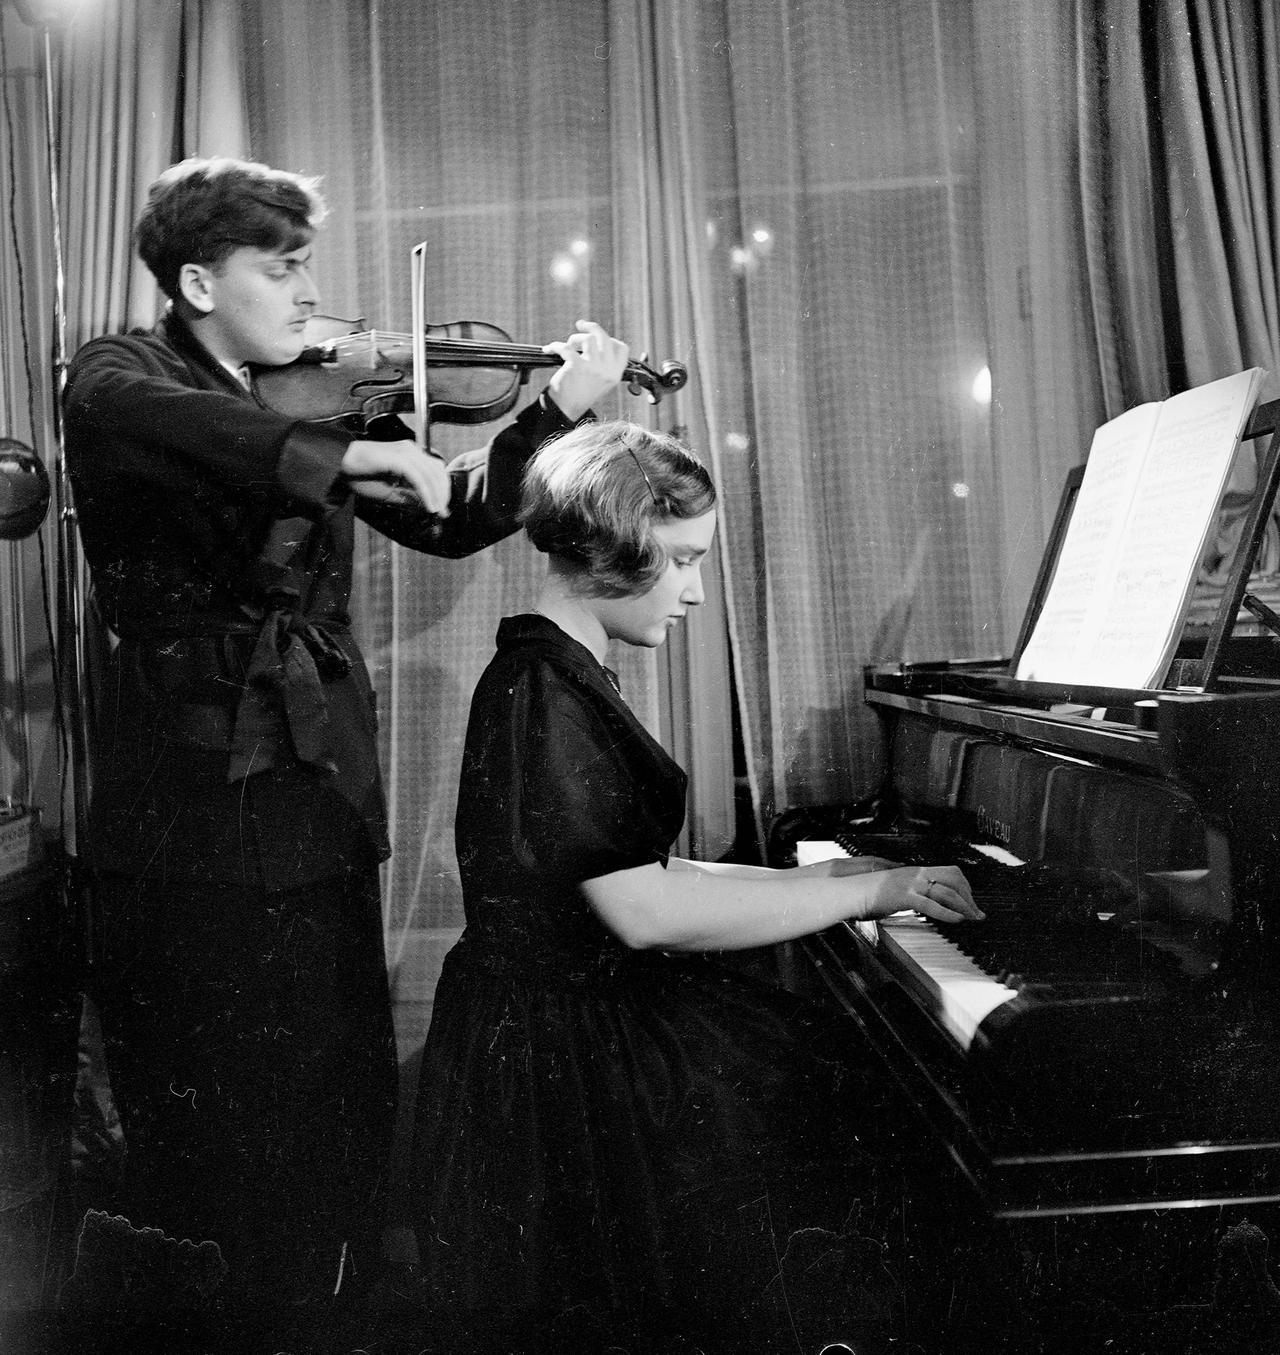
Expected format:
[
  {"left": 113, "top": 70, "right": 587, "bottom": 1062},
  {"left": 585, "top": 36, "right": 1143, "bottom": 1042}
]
[{"left": 773, "top": 387, "right": 1280, "bottom": 1350}]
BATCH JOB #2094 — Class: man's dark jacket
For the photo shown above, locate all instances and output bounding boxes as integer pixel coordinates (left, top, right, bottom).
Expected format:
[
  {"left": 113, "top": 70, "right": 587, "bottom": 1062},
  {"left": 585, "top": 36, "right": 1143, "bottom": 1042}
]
[{"left": 64, "top": 312, "right": 576, "bottom": 892}]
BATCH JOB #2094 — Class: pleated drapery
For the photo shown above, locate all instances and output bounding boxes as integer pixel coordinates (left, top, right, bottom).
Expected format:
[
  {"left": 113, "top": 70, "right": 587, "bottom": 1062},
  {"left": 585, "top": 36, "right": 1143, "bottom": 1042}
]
[
  {"left": 1075, "top": 0, "right": 1280, "bottom": 621},
  {"left": 9, "top": 0, "right": 1280, "bottom": 1198},
  {"left": 241, "top": 2, "right": 1008, "bottom": 1057}
]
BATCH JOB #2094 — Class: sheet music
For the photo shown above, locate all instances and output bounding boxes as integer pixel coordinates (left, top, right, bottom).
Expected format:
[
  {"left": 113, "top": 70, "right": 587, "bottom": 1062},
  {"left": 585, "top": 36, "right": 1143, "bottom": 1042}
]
[
  {"left": 1016, "top": 369, "right": 1264, "bottom": 689},
  {"left": 1015, "top": 403, "right": 1159, "bottom": 683}
]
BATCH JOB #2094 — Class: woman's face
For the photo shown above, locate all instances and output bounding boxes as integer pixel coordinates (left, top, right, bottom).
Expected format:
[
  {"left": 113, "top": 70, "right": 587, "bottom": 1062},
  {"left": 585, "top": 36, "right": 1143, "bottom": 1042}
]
[{"left": 592, "top": 509, "right": 717, "bottom": 649}]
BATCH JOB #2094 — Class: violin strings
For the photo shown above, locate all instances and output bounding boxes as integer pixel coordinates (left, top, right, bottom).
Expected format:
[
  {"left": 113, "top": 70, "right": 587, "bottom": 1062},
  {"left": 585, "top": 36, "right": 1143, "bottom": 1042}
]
[{"left": 315, "top": 330, "right": 668, "bottom": 392}]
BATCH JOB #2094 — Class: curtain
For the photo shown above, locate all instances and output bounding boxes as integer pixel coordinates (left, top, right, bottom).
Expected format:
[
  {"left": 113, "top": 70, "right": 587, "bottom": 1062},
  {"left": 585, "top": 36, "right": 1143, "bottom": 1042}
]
[
  {"left": 61, "top": 0, "right": 248, "bottom": 357},
  {"left": 8, "top": 0, "right": 250, "bottom": 1188},
  {"left": 0, "top": 0, "right": 1269, "bottom": 1288},
  {"left": 242, "top": 6, "right": 1011, "bottom": 1071},
  {"left": 651, "top": 1, "right": 1008, "bottom": 845},
  {"left": 40, "top": 0, "right": 240, "bottom": 899},
  {"left": 32, "top": 0, "right": 1279, "bottom": 1054},
  {"left": 0, "top": 2, "right": 64, "bottom": 1242},
  {"left": 2, "top": 0, "right": 248, "bottom": 827},
  {"left": 1077, "top": 0, "right": 1280, "bottom": 624},
  {"left": 0, "top": 7, "right": 59, "bottom": 824},
  {"left": 0, "top": 0, "right": 251, "bottom": 844},
  {"left": 968, "top": 2, "right": 1106, "bottom": 643},
  {"left": 240, "top": 1, "right": 729, "bottom": 1077}
]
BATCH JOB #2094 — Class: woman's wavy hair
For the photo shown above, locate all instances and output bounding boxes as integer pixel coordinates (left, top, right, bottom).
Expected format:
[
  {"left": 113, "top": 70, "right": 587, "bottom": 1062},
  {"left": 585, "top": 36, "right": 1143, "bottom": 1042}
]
[
  {"left": 135, "top": 156, "right": 327, "bottom": 299},
  {"left": 521, "top": 420, "right": 716, "bottom": 598}
]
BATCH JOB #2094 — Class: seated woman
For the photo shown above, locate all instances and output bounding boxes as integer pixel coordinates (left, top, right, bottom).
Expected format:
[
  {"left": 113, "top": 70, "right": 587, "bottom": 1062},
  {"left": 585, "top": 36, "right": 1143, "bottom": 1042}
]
[{"left": 408, "top": 420, "right": 981, "bottom": 1354}]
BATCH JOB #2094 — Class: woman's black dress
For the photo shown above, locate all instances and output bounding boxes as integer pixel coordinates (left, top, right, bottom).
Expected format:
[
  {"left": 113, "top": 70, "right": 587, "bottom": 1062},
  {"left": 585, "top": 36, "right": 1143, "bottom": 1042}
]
[{"left": 409, "top": 615, "right": 921, "bottom": 1352}]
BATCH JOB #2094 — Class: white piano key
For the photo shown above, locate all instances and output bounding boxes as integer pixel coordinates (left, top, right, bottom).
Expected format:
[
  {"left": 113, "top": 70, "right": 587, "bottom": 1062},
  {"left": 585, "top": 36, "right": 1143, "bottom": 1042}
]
[
  {"left": 875, "top": 914, "right": 1019, "bottom": 1048},
  {"left": 796, "top": 838, "right": 1019, "bottom": 1048}
]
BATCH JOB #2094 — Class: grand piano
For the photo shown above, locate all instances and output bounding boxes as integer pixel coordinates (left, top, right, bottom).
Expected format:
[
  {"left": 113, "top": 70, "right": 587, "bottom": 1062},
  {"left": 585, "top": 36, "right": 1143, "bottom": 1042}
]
[{"left": 778, "top": 394, "right": 1280, "bottom": 1344}]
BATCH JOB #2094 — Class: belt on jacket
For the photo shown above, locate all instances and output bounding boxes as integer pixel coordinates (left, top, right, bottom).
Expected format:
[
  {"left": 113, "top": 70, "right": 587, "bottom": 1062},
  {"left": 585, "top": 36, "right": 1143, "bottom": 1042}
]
[
  {"left": 122, "top": 609, "right": 353, "bottom": 783},
  {"left": 227, "top": 606, "right": 352, "bottom": 781}
]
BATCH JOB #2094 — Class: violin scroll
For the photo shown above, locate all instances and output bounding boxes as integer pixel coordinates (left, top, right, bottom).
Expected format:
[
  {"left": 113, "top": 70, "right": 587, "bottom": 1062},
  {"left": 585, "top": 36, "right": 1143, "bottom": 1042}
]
[{"left": 624, "top": 353, "right": 688, "bottom": 404}]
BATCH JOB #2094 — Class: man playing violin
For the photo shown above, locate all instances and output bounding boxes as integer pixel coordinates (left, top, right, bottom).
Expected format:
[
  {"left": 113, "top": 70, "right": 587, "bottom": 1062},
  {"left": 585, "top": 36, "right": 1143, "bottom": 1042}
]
[{"left": 62, "top": 155, "right": 627, "bottom": 1337}]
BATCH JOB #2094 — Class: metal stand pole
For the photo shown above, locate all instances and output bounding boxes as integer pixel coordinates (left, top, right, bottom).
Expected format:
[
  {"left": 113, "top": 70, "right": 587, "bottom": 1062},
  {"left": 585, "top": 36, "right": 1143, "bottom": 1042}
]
[{"left": 20, "top": 5, "right": 93, "bottom": 939}]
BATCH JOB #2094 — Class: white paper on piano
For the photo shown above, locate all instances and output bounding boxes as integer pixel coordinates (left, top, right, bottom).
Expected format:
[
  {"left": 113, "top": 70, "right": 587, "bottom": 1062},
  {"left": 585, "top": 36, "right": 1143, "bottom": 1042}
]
[
  {"left": 794, "top": 841, "right": 1018, "bottom": 1049},
  {"left": 1015, "top": 367, "right": 1265, "bottom": 690}
]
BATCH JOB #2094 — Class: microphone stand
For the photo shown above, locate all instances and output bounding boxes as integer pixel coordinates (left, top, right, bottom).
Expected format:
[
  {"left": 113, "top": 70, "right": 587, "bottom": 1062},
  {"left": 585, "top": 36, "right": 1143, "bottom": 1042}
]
[{"left": 16, "top": 1, "right": 94, "bottom": 952}]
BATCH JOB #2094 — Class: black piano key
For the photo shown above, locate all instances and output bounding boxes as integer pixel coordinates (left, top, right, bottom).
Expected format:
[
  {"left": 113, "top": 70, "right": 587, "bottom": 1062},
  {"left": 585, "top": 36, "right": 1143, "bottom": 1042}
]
[{"left": 832, "top": 829, "right": 1195, "bottom": 994}]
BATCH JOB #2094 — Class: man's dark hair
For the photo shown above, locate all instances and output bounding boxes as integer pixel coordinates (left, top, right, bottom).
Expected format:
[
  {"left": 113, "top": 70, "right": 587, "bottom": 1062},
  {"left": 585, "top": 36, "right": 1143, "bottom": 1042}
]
[{"left": 134, "top": 156, "right": 327, "bottom": 299}]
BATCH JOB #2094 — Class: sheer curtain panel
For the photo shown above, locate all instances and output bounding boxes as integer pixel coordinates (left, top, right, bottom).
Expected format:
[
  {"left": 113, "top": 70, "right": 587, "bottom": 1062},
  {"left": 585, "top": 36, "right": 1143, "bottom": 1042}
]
[{"left": 240, "top": 1, "right": 1013, "bottom": 1055}]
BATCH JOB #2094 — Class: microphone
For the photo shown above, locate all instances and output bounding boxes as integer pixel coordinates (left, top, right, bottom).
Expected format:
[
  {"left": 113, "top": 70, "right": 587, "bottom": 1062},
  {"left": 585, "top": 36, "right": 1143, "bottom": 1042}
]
[{"left": 0, "top": 440, "right": 51, "bottom": 540}]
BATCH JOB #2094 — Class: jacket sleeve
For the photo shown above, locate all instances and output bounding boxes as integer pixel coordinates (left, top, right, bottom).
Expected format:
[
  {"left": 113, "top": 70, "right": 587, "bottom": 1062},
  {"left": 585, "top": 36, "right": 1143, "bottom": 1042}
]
[
  {"left": 64, "top": 333, "right": 349, "bottom": 517},
  {"left": 354, "top": 392, "right": 582, "bottom": 557}
]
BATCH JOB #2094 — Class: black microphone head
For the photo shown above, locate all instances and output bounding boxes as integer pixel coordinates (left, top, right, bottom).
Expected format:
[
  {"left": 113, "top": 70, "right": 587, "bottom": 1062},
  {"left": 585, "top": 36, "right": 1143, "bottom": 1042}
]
[{"left": 0, "top": 440, "right": 50, "bottom": 540}]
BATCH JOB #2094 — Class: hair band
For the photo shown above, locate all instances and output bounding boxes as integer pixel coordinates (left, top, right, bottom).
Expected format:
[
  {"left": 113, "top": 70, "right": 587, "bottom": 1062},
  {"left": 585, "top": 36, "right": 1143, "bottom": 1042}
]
[{"left": 627, "top": 445, "right": 660, "bottom": 507}]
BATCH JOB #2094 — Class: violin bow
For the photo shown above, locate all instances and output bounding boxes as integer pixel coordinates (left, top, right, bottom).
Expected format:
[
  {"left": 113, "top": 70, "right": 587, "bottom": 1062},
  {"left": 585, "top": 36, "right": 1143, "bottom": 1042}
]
[{"left": 411, "top": 242, "right": 431, "bottom": 456}]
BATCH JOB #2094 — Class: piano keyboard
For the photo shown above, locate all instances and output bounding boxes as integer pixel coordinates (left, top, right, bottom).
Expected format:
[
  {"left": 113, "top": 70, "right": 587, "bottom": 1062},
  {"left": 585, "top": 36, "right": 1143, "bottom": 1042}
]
[{"left": 796, "top": 839, "right": 1019, "bottom": 1049}]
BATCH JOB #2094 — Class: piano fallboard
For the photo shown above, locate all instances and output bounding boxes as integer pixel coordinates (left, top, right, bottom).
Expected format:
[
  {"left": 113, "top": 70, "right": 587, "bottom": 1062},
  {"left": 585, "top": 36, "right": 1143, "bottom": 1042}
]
[{"left": 785, "top": 659, "right": 1280, "bottom": 1219}]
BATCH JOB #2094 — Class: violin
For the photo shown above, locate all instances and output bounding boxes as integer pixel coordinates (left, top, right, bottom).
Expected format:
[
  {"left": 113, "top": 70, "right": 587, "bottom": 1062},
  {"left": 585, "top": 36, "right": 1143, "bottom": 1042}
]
[{"left": 253, "top": 313, "right": 688, "bottom": 434}]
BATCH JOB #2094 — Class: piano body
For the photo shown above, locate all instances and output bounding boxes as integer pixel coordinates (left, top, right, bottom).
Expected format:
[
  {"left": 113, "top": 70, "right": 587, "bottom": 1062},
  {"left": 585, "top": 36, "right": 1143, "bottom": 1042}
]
[
  {"left": 795, "top": 658, "right": 1280, "bottom": 1220},
  {"left": 777, "top": 396, "right": 1280, "bottom": 1344}
]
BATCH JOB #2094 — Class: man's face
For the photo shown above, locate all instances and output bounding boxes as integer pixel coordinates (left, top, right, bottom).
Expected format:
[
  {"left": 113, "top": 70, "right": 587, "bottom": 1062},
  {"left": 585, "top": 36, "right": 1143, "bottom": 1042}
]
[{"left": 181, "top": 242, "right": 319, "bottom": 369}]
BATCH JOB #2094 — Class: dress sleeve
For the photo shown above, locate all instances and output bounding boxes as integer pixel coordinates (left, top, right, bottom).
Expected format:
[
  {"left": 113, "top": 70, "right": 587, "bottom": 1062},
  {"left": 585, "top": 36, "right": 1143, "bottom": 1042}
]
[{"left": 460, "top": 655, "right": 676, "bottom": 890}]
